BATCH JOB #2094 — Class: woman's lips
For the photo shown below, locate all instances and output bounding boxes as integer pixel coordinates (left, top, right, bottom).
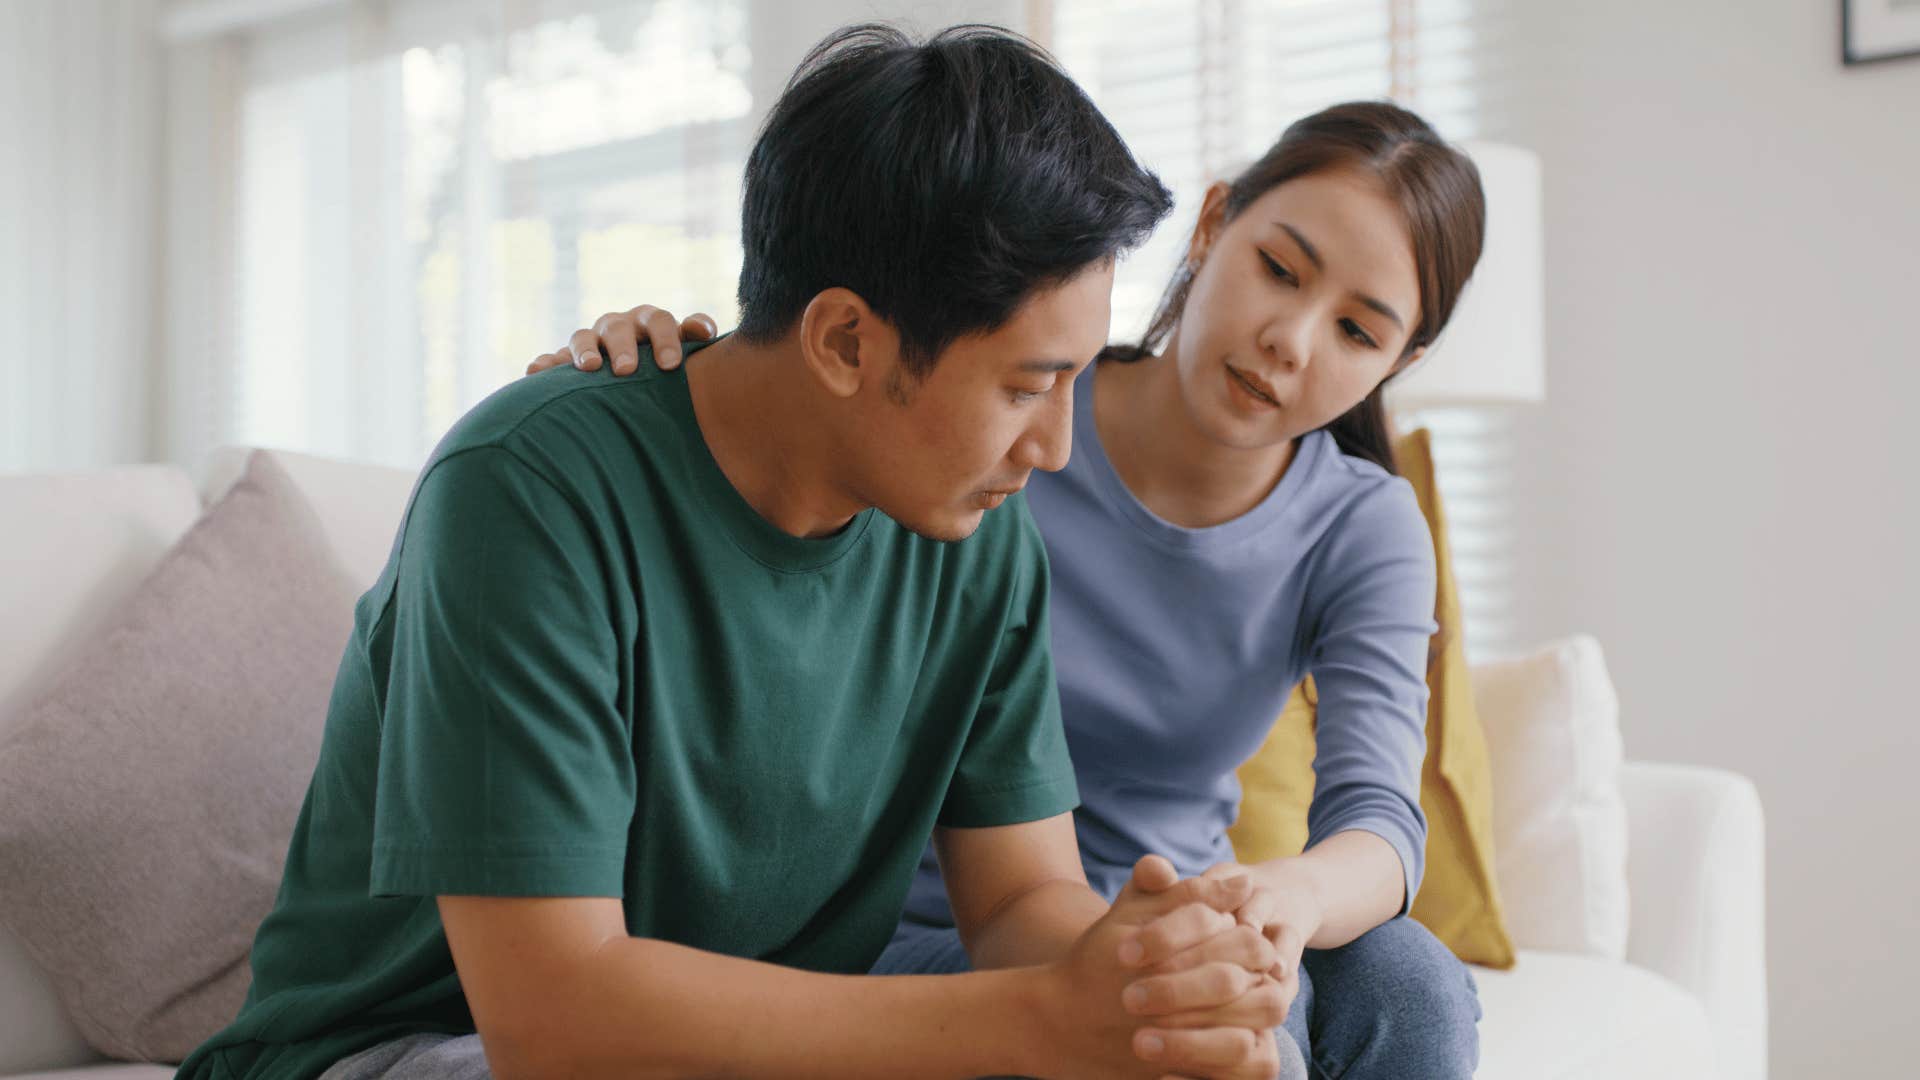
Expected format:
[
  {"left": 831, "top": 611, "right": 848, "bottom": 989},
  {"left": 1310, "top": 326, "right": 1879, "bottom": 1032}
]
[{"left": 1225, "top": 363, "right": 1281, "bottom": 409}]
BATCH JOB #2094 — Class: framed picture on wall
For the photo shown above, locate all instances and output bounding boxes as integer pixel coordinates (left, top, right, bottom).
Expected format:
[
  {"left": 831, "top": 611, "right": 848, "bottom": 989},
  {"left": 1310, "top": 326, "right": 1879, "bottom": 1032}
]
[{"left": 1844, "top": 0, "right": 1920, "bottom": 64}]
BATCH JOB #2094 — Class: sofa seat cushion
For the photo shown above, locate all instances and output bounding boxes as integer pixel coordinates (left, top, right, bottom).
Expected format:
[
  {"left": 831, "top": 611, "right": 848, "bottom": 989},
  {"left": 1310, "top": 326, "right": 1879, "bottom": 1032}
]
[
  {"left": 1, "top": 1066, "right": 176, "bottom": 1080},
  {"left": 1474, "top": 950, "right": 1716, "bottom": 1080}
]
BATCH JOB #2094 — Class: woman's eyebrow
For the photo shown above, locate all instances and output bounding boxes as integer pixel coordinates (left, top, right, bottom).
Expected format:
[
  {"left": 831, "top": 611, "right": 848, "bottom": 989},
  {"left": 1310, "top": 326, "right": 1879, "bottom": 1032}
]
[{"left": 1275, "top": 221, "right": 1406, "bottom": 331}]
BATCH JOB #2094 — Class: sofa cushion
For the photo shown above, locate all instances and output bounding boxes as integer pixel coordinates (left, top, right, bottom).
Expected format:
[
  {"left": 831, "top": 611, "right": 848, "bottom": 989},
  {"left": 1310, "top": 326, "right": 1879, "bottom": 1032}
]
[
  {"left": 199, "top": 445, "right": 418, "bottom": 591},
  {"left": 0, "top": 451, "right": 359, "bottom": 1064},
  {"left": 1474, "top": 950, "right": 1716, "bottom": 1080},
  {"left": 1474, "top": 636, "right": 1630, "bottom": 959},
  {"left": 0, "top": 1067, "right": 175, "bottom": 1080},
  {"left": 0, "top": 465, "right": 201, "bottom": 725},
  {"left": 0, "top": 464, "right": 202, "bottom": 1075}
]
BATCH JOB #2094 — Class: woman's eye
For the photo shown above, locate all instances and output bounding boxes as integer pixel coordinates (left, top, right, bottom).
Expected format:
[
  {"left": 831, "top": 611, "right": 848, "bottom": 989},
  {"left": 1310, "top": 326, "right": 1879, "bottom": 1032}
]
[
  {"left": 1340, "top": 319, "right": 1379, "bottom": 349},
  {"left": 1258, "top": 251, "right": 1295, "bottom": 284}
]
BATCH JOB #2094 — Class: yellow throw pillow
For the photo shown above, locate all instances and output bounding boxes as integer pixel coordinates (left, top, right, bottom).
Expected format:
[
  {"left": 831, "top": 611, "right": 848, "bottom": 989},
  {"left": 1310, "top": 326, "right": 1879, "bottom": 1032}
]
[{"left": 1226, "top": 427, "right": 1516, "bottom": 969}]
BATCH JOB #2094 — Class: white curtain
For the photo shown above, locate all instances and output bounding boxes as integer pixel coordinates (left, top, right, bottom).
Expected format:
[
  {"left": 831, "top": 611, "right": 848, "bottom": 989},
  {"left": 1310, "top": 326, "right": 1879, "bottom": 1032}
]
[
  {"left": 155, "top": 0, "right": 1023, "bottom": 474},
  {"left": 0, "top": 0, "right": 163, "bottom": 473}
]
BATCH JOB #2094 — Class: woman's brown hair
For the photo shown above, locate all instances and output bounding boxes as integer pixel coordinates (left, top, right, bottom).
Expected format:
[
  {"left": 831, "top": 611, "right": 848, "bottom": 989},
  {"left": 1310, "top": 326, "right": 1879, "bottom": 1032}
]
[{"left": 1103, "top": 101, "right": 1486, "bottom": 475}]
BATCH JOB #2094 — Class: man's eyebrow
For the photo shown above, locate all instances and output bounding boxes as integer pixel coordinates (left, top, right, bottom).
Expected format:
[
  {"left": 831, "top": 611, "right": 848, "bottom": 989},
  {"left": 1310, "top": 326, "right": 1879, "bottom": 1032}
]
[
  {"left": 1276, "top": 221, "right": 1406, "bottom": 331},
  {"left": 1017, "top": 359, "right": 1080, "bottom": 374}
]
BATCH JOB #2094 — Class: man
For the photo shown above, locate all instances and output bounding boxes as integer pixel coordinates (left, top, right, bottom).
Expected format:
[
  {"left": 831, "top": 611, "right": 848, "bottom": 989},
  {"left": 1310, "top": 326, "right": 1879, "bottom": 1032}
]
[{"left": 177, "top": 24, "right": 1286, "bottom": 1080}]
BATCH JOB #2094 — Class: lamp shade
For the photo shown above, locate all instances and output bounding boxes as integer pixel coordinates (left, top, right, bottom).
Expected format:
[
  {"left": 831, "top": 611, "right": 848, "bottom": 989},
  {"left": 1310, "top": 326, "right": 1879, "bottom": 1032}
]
[{"left": 1386, "top": 140, "right": 1545, "bottom": 409}]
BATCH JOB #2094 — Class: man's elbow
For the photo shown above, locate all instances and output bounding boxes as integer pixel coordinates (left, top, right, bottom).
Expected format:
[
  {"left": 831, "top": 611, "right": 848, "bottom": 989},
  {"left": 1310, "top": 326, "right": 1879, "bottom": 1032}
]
[{"left": 474, "top": 1020, "right": 577, "bottom": 1080}]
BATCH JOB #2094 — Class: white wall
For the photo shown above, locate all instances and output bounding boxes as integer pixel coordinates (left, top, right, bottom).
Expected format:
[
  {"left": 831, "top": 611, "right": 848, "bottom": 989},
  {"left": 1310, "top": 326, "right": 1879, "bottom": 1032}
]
[{"left": 1496, "top": 2, "right": 1920, "bottom": 1074}]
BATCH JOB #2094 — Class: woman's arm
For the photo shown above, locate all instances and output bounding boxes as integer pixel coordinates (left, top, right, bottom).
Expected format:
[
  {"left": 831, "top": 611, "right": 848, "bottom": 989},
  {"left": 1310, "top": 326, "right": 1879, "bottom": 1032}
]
[
  {"left": 1270, "top": 476, "right": 1440, "bottom": 944},
  {"left": 526, "top": 305, "right": 715, "bottom": 376},
  {"left": 1244, "top": 830, "right": 1407, "bottom": 950},
  {"left": 1195, "top": 478, "right": 1438, "bottom": 982}
]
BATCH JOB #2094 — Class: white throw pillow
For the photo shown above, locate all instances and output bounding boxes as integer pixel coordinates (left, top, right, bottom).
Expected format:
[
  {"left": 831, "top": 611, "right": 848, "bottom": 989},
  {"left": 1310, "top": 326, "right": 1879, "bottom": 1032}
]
[{"left": 1471, "top": 635, "right": 1630, "bottom": 959}]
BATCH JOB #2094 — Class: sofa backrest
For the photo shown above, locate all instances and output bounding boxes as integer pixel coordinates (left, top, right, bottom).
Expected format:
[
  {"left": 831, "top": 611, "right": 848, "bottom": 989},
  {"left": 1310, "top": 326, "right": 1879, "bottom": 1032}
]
[
  {"left": 0, "top": 465, "right": 202, "bottom": 729},
  {"left": 0, "top": 447, "right": 418, "bottom": 1074},
  {"left": 200, "top": 446, "right": 420, "bottom": 591}
]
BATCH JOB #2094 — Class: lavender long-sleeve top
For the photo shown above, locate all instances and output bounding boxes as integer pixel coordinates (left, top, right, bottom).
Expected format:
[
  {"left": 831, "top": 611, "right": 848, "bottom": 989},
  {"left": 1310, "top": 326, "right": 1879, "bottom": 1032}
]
[{"left": 904, "top": 360, "right": 1437, "bottom": 924}]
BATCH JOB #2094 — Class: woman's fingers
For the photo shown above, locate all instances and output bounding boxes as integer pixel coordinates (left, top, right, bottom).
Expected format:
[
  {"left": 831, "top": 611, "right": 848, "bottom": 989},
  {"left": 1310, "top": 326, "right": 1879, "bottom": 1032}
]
[
  {"left": 536, "top": 303, "right": 711, "bottom": 378},
  {"left": 568, "top": 327, "right": 606, "bottom": 371},
  {"left": 1124, "top": 959, "right": 1265, "bottom": 1018},
  {"left": 629, "top": 304, "right": 689, "bottom": 372},
  {"left": 1142, "top": 973, "right": 1296, "bottom": 1032},
  {"left": 680, "top": 311, "right": 718, "bottom": 342},
  {"left": 1268, "top": 922, "right": 1306, "bottom": 981},
  {"left": 1122, "top": 902, "right": 1239, "bottom": 969},
  {"left": 526, "top": 352, "right": 567, "bottom": 375},
  {"left": 1149, "top": 923, "right": 1277, "bottom": 978},
  {"left": 585, "top": 309, "right": 636, "bottom": 375}
]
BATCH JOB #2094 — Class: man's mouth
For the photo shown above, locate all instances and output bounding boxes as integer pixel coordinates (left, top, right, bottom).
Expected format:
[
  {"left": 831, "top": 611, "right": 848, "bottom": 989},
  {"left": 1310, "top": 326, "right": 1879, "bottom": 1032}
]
[{"left": 974, "top": 484, "right": 1025, "bottom": 510}]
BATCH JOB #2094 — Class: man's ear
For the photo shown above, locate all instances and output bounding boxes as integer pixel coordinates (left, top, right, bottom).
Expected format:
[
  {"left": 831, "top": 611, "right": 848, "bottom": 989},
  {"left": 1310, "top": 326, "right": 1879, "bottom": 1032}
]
[
  {"left": 1185, "top": 180, "right": 1233, "bottom": 270},
  {"left": 798, "top": 288, "right": 895, "bottom": 399}
]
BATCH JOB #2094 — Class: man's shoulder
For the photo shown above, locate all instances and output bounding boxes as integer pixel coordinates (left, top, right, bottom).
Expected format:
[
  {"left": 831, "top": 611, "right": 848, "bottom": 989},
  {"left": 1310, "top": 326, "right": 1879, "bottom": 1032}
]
[{"left": 427, "top": 361, "right": 680, "bottom": 464}]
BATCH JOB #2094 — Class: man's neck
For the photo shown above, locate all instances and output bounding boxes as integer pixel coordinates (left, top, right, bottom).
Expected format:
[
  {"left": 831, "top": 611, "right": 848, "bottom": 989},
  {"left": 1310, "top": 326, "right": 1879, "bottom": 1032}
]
[{"left": 683, "top": 335, "right": 867, "bottom": 539}]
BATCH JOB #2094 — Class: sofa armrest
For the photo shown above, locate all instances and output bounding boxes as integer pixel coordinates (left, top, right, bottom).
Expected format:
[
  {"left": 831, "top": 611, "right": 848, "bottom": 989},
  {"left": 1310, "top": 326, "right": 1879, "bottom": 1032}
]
[{"left": 1621, "top": 760, "right": 1768, "bottom": 1080}]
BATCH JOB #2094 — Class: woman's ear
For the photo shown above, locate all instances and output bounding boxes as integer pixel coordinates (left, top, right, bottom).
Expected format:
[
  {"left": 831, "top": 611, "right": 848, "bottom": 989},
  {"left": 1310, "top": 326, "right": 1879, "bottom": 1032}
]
[
  {"left": 1185, "top": 180, "right": 1233, "bottom": 271},
  {"left": 1392, "top": 343, "right": 1428, "bottom": 377},
  {"left": 797, "top": 288, "right": 893, "bottom": 399}
]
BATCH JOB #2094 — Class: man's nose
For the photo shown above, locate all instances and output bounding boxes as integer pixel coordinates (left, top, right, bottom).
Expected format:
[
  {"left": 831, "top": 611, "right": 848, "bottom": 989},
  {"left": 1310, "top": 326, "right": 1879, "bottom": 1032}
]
[{"left": 1015, "top": 389, "right": 1074, "bottom": 474}]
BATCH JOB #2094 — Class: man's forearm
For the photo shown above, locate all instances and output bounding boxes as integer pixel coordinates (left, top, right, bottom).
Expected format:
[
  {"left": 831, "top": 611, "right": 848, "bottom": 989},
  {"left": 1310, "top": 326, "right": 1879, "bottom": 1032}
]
[
  {"left": 961, "top": 877, "right": 1110, "bottom": 970},
  {"left": 1251, "top": 829, "right": 1406, "bottom": 949},
  {"left": 501, "top": 935, "right": 1054, "bottom": 1080}
]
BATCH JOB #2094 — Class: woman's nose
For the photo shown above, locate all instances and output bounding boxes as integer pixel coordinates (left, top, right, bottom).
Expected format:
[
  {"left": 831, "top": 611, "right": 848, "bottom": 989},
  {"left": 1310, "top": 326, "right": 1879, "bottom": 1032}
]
[{"left": 1260, "top": 313, "right": 1314, "bottom": 374}]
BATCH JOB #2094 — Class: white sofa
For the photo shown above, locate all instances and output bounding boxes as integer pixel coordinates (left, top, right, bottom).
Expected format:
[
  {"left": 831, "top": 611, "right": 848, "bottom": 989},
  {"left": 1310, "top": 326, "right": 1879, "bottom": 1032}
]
[{"left": 0, "top": 447, "right": 1769, "bottom": 1080}]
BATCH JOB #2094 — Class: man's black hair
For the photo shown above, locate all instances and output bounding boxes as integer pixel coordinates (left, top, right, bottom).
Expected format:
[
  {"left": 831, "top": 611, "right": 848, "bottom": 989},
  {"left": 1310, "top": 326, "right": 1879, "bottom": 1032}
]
[{"left": 734, "top": 23, "right": 1174, "bottom": 374}]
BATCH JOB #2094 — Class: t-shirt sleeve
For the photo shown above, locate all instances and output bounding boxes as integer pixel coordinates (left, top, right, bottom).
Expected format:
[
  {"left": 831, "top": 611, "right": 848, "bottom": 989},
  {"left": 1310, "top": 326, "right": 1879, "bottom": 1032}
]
[
  {"left": 1303, "top": 478, "right": 1436, "bottom": 917},
  {"left": 938, "top": 502, "right": 1081, "bottom": 829},
  {"left": 369, "top": 444, "right": 635, "bottom": 899}
]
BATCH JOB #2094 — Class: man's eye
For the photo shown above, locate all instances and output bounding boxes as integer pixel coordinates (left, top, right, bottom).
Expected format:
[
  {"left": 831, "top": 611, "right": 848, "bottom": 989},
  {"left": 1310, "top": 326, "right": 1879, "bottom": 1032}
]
[
  {"left": 1258, "top": 251, "right": 1295, "bottom": 284},
  {"left": 1010, "top": 388, "right": 1048, "bottom": 404}
]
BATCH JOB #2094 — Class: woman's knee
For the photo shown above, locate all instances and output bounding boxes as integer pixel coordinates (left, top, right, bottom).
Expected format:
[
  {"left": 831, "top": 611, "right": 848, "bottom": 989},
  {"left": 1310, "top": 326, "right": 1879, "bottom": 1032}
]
[{"left": 1304, "top": 917, "right": 1481, "bottom": 1076}]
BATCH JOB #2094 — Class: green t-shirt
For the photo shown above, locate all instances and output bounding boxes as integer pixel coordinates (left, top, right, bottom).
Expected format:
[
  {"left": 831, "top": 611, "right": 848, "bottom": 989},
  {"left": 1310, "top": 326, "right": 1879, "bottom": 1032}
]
[{"left": 176, "top": 339, "right": 1079, "bottom": 1080}]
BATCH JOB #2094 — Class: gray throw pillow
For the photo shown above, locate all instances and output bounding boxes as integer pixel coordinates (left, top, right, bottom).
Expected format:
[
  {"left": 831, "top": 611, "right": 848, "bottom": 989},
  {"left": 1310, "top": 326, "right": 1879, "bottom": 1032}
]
[{"left": 0, "top": 450, "right": 360, "bottom": 1063}]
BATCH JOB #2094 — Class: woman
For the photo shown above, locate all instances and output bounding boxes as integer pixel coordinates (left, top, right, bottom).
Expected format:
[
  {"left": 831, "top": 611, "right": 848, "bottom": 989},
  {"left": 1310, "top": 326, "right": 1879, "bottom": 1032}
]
[{"left": 529, "top": 101, "right": 1486, "bottom": 1078}]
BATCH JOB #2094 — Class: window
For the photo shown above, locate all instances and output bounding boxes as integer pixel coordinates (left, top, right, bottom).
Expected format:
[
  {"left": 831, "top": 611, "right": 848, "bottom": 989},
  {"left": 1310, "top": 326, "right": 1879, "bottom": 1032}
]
[
  {"left": 167, "top": 0, "right": 1530, "bottom": 654},
  {"left": 193, "top": 0, "right": 754, "bottom": 468}
]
